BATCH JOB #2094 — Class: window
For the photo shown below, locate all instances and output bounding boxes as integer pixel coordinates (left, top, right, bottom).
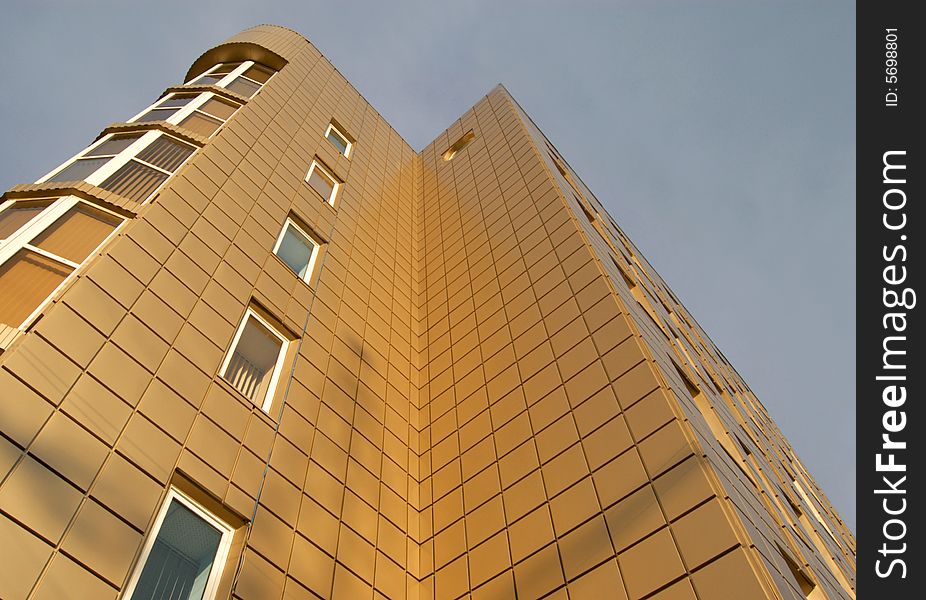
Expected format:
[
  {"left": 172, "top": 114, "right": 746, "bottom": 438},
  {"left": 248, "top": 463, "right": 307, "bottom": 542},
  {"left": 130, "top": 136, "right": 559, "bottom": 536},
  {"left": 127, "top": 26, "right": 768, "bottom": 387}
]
[
  {"left": 47, "top": 134, "right": 144, "bottom": 183},
  {"left": 186, "top": 61, "right": 275, "bottom": 99},
  {"left": 325, "top": 122, "right": 352, "bottom": 157},
  {"left": 305, "top": 160, "right": 339, "bottom": 206},
  {"left": 0, "top": 197, "right": 123, "bottom": 329},
  {"left": 0, "top": 199, "right": 51, "bottom": 241},
  {"left": 442, "top": 130, "right": 475, "bottom": 161},
  {"left": 41, "top": 131, "right": 196, "bottom": 203},
  {"left": 123, "top": 489, "right": 233, "bottom": 600},
  {"left": 273, "top": 218, "right": 320, "bottom": 281},
  {"left": 225, "top": 64, "right": 274, "bottom": 98},
  {"left": 178, "top": 97, "right": 240, "bottom": 137},
  {"left": 220, "top": 308, "right": 289, "bottom": 412},
  {"left": 135, "top": 94, "right": 199, "bottom": 123},
  {"left": 188, "top": 62, "right": 243, "bottom": 86},
  {"left": 100, "top": 136, "right": 196, "bottom": 201},
  {"left": 132, "top": 92, "right": 242, "bottom": 138}
]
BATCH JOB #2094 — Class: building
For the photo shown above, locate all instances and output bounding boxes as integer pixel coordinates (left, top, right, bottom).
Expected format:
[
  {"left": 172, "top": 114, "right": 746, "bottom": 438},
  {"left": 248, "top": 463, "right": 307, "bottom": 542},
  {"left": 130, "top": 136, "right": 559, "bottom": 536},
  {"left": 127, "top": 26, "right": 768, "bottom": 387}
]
[{"left": 0, "top": 24, "right": 855, "bottom": 600}]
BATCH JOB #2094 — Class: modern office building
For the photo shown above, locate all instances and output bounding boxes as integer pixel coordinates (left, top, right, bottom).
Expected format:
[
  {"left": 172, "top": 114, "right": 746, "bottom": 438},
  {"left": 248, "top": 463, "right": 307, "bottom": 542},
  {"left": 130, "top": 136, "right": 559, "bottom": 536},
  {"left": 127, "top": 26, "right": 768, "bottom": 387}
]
[{"left": 0, "top": 24, "right": 854, "bottom": 600}]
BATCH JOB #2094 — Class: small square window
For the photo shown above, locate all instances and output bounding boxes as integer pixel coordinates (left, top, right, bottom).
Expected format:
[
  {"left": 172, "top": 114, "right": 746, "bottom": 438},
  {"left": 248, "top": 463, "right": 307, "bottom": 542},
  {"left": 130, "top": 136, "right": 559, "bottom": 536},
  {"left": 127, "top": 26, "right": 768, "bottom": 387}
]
[
  {"left": 273, "top": 218, "right": 320, "bottom": 281},
  {"left": 123, "top": 489, "right": 234, "bottom": 600},
  {"left": 220, "top": 309, "right": 289, "bottom": 412},
  {"left": 305, "top": 160, "right": 340, "bottom": 206},
  {"left": 325, "top": 123, "right": 352, "bottom": 157}
]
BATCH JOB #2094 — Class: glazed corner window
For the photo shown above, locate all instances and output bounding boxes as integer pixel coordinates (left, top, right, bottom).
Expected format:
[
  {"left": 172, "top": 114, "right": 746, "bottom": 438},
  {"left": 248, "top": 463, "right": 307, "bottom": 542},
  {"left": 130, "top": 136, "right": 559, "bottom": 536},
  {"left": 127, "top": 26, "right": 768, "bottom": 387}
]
[
  {"left": 226, "top": 64, "right": 274, "bottom": 98},
  {"left": 46, "top": 133, "right": 144, "bottom": 183},
  {"left": 133, "top": 93, "right": 242, "bottom": 138},
  {"left": 325, "top": 122, "right": 352, "bottom": 157},
  {"left": 273, "top": 218, "right": 320, "bottom": 281},
  {"left": 0, "top": 198, "right": 123, "bottom": 329},
  {"left": 135, "top": 93, "right": 199, "bottom": 123},
  {"left": 123, "top": 490, "right": 233, "bottom": 600},
  {"left": 305, "top": 160, "right": 340, "bottom": 206},
  {"left": 42, "top": 132, "right": 196, "bottom": 203},
  {"left": 221, "top": 309, "right": 289, "bottom": 412},
  {"left": 187, "top": 61, "right": 275, "bottom": 99},
  {"left": 178, "top": 96, "right": 240, "bottom": 137},
  {"left": 189, "top": 62, "right": 244, "bottom": 86}
]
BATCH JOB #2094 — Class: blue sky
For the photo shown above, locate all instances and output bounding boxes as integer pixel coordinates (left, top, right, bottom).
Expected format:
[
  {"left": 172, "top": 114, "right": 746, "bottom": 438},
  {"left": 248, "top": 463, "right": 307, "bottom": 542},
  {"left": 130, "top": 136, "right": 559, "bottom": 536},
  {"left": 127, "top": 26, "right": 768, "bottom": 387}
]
[{"left": 0, "top": 1, "right": 855, "bottom": 529}]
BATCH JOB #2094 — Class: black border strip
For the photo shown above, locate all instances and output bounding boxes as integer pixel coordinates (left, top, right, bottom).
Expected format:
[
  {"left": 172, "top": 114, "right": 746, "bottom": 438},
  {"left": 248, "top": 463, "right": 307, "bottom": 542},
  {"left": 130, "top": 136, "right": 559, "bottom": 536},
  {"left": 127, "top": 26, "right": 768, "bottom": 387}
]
[{"left": 858, "top": 1, "right": 923, "bottom": 596}]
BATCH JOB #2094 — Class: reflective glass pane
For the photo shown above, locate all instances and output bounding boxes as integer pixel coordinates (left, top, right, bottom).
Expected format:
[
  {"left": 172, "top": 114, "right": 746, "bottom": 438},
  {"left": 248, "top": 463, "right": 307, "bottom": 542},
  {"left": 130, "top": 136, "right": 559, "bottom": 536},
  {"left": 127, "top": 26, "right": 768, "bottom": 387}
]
[
  {"left": 100, "top": 160, "right": 168, "bottom": 202},
  {"left": 242, "top": 64, "right": 273, "bottom": 83},
  {"left": 47, "top": 157, "right": 110, "bottom": 182},
  {"left": 326, "top": 129, "right": 349, "bottom": 155},
  {"left": 307, "top": 165, "right": 335, "bottom": 203},
  {"left": 225, "top": 76, "right": 260, "bottom": 98},
  {"left": 159, "top": 94, "right": 198, "bottom": 108},
  {"left": 135, "top": 136, "right": 196, "bottom": 172},
  {"left": 179, "top": 112, "right": 223, "bottom": 137},
  {"left": 132, "top": 499, "right": 223, "bottom": 600},
  {"left": 0, "top": 249, "right": 72, "bottom": 328},
  {"left": 276, "top": 224, "right": 313, "bottom": 278},
  {"left": 85, "top": 134, "right": 144, "bottom": 157},
  {"left": 0, "top": 201, "right": 51, "bottom": 240},
  {"left": 224, "top": 316, "right": 284, "bottom": 403},
  {"left": 136, "top": 108, "right": 180, "bottom": 123},
  {"left": 191, "top": 74, "right": 224, "bottom": 86},
  {"left": 197, "top": 97, "right": 238, "bottom": 121},
  {"left": 31, "top": 203, "right": 122, "bottom": 264}
]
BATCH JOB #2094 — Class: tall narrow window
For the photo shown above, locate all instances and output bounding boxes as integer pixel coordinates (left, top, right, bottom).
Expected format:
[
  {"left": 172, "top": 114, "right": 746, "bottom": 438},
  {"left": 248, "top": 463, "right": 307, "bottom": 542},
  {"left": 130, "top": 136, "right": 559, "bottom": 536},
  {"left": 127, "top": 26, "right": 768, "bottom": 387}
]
[
  {"left": 123, "top": 489, "right": 233, "bottom": 600},
  {"left": 0, "top": 198, "right": 123, "bottom": 329},
  {"left": 305, "top": 160, "right": 339, "bottom": 206},
  {"left": 220, "top": 309, "right": 289, "bottom": 412},
  {"left": 273, "top": 218, "right": 320, "bottom": 281},
  {"left": 325, "top": 122, "right": 352, "bottom": 157}
]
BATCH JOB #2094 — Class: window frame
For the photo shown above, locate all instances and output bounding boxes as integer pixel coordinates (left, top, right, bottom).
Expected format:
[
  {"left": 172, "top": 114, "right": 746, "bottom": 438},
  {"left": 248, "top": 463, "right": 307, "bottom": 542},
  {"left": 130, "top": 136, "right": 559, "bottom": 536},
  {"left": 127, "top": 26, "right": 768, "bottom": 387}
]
[
  {"left": 324, "top": 122, "right": 352, "bottom": 158},
  {"left": 272, "top": 217, "right": 321, "bottom": 283},
  {"left": 122, "top": 488, "right": 234, "bottom": 600},
  {"left": 37, "top": 130, "right": 196, "bottom": 203},
  {"left": 219, "top": 307, "right": 290, "bottom": 413},
  {"left": 305, "top": 160, "right": 340, "bottom": 206},
  {"left": 127, "top": 91, "right": 242, "bottom": 138},
  {"left": 185, "top": 60, "right": 275, "bottom": 99},
  {"left": 0, "top": 196, "right": 124, "bottom": 330},
  {"left": 0, "top": 198, "right": 54, "bottom": 244}
]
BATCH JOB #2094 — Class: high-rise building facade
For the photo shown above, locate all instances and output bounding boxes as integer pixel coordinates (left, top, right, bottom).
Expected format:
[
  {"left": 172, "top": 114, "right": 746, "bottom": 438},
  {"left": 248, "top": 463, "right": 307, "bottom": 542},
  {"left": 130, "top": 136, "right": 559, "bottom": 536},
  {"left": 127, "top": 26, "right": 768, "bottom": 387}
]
[{"left": 0, "top": 25, "right": 854, "bottom": 600}]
